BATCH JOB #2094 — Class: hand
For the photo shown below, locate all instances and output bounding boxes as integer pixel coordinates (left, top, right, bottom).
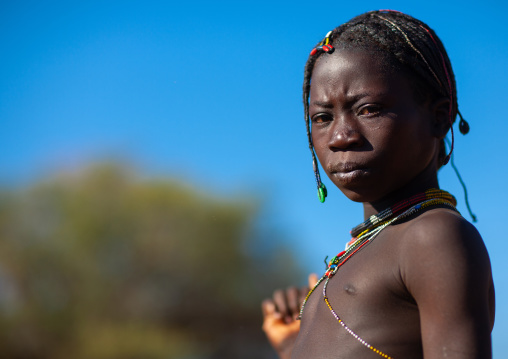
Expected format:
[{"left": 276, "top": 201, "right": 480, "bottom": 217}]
[{"left": 262, "top": 274, "right": 318, "bottom": 359}]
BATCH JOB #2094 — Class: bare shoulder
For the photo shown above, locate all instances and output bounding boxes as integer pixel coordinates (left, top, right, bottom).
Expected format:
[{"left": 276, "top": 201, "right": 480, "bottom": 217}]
[
  {"left": 396, "top": 207, "right": 495, "bottom": 352},
  {"left": 407, "top": 206, "right": 478, "bottom": 236},
  {"left": 397, "top": 207, "right": 492, "bottom": 286},
  {"left": 398, "top": 207, "right": 488, "bottom": 268}
]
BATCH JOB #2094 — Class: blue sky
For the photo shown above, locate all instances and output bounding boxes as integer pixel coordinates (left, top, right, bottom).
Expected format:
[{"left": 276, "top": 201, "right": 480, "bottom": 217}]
[{"left": 1, "top": 0, "right": 507, "bottom": 356}]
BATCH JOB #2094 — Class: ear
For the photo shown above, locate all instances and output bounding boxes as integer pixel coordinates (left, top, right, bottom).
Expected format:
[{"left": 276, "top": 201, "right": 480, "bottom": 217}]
[{"left": 431, "top": 97, "right": 451, "bottom": 140}]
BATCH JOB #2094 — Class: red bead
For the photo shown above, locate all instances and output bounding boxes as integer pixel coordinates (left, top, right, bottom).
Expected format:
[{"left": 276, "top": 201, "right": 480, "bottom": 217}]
[
  {"left": 322, "top": 44, "right": 335, "bottom": 53},
  {"left": 310, "top": 48, "right": 318, "bottom": 56}
]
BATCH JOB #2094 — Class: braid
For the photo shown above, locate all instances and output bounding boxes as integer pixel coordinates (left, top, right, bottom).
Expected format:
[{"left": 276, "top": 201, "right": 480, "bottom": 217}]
[{"left": 304, "top": 10, "right": 464, "bottom": 202}]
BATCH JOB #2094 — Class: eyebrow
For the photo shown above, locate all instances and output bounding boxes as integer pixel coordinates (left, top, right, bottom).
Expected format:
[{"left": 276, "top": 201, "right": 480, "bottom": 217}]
[
  {"left": 311, "top": 92, "right": 391, "bottom": 107},
  {"left": 311, "top": 101, "right": 334, "bottom": 108}
]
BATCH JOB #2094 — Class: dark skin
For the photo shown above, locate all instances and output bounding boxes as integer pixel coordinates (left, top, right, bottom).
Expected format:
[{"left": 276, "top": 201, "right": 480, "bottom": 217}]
[{"left": 262, "top": 49, "right": 495, "bottom": 358}]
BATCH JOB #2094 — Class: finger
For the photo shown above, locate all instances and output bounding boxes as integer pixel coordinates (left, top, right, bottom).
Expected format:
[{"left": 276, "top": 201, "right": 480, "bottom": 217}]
[
  {"left": 262, "top": 299, "right": 284, "bottom": 334},
  {"left": 273, "top": 289, "right": 289, "bottom": 317},
  {"left": 286, "top": 286, "right": 300, "bottom": 317},
  {"left": 262, "top": 299, "right": 273, "bottom": 317},
  {"left": 262, "top": 299, "right": 282, "bottom": 319},
  {"left": 308, "top": 273, "right": 319, "bottom": 288}
]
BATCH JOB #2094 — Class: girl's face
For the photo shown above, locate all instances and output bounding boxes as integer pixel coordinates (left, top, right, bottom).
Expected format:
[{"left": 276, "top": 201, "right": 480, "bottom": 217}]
[{"left": 310, "top": 49, "right": 440, "bottom": 203}]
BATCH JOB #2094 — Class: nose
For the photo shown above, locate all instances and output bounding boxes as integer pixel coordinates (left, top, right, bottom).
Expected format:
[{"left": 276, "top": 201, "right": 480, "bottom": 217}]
[{"left": 327, "top": 116, "right": 363, "bottom": 151}]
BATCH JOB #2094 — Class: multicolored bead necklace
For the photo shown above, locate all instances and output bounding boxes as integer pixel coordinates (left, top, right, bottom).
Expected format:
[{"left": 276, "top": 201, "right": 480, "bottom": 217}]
[
  {"left": 350, "top": 188, "right": 456, "bottom": 238},
  {"left": 298, "top": 189, "right": 458, "bottom": 359}
]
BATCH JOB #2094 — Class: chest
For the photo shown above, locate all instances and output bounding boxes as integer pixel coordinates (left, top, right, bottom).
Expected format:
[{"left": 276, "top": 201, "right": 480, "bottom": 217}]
[
  {"left": 292, "top": 232, "right": 420, "bottom": 358},
  {"left": 305, "top": 235, "right": 407, "bottom": 322}
]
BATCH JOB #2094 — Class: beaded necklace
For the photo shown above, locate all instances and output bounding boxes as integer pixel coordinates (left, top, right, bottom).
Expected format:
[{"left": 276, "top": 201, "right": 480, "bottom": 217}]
[{"left": 298, "top": 189, "right": 458, "bottom": 359}]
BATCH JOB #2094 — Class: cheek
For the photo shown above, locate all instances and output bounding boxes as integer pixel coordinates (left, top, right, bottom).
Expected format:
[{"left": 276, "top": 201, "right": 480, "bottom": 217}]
[
  {"left": 312, "top": 134, "right": 323, "bottom": 164},
  {"left": 374, "top": 120, "right": 435, "bottom": 170},
  {"left": 311, "top": 129, "right": 329, "bottom": 162}
]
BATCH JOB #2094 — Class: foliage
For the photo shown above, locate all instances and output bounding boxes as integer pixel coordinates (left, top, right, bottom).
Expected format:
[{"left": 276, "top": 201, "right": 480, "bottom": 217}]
[{"left": 0, "top": 164, "right": 302, "bottom": 359}]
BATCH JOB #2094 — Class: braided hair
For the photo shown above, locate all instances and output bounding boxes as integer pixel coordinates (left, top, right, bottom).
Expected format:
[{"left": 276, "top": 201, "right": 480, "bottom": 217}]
[{"left": 304, "top": 10, "right": 469, "bottom": 203}]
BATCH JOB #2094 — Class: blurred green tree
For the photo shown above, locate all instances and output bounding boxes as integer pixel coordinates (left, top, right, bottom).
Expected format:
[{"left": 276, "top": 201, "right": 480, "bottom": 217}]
[{"left": 0, "top": 163, "right": 302, "bottom": 359}]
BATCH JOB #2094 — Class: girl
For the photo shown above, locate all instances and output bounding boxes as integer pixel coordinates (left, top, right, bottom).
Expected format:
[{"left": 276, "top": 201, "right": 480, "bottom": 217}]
[{"left": 262, "top": 10, "right": 495, "bottom": 359}]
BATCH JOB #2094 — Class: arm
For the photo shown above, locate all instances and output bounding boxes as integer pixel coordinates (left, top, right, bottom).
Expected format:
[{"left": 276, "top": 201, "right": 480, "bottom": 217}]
[
  {"left": 400, "top": 210, "right": 495, "bottom": 358},
  {"left": 262, "top": 274, "right": 318, "bottom": 359}
]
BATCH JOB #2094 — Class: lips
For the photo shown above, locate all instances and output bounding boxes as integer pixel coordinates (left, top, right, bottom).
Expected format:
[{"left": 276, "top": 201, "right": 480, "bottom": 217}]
[
  {"left": 327, "top": 162, "right": 366, "bottom": 173},
  {"left": 327, "top": 162, "right": 370, "bottom": 185}
]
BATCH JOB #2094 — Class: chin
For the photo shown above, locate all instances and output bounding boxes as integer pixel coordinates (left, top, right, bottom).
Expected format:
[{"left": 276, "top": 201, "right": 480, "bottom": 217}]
[
  {"left": 328, "top": 172, "right": 386, "bottom": 203},
  {"left": 336, "top": 185, "right": 385, "bottom": 203}
]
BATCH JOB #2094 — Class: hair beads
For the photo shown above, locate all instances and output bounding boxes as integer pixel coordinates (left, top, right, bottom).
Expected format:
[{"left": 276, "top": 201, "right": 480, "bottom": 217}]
[
  {"left": 307, "top": 30, "right": 335, "bottom": 203},
  {"left": 310, "top": 31, "right": 335, "bottom": 56}
]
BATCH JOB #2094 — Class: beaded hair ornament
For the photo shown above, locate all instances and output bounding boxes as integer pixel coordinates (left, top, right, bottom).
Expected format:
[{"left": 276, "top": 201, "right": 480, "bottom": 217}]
[
  {"left": 309, "top": 31, "right": 335, "bottom": 56},
  {"left": 306, "top": 10, "right": 471, "bottom": 204}
]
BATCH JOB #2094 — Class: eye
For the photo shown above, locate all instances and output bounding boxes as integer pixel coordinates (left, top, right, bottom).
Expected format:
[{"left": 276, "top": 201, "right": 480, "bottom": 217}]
[
  {"left": 311, "top": 113, "right": 333, "bottom": 123},
  {"left": 358, "top": 105, "right": 382, "bottom": 116}
]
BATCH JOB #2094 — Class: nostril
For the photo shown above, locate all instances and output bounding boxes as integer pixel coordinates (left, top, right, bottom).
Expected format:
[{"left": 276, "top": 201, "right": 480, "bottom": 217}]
[{"left": 328, "top": 128, "right": 363, "bottom": 151}]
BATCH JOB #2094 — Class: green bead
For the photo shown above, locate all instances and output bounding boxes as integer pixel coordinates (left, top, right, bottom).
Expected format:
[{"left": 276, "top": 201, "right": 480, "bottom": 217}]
[{"left": 318, "top": 183, "right": 327, "bottom": 203}]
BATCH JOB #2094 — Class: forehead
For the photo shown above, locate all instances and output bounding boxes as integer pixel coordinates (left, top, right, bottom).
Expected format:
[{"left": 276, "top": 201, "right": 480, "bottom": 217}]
[{"left": 310, "top": 49, "right": 408, "bottom": 100}]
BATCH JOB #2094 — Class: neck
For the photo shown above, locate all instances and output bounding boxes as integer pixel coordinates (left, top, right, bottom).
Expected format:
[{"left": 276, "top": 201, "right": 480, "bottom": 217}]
[{"left": 362, "top": 166, "right": 439, "bottom": 220}]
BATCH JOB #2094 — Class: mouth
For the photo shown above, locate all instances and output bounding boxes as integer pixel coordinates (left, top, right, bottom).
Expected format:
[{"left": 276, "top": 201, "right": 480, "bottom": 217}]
[{"left": 328, "top": 163, "right": 370, "bottom": 184}]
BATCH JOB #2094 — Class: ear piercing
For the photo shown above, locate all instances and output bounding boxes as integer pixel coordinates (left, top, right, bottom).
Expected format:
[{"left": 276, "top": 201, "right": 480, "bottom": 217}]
[{"left": 458, "top": 111, "right": 470, "bottom": 135}]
